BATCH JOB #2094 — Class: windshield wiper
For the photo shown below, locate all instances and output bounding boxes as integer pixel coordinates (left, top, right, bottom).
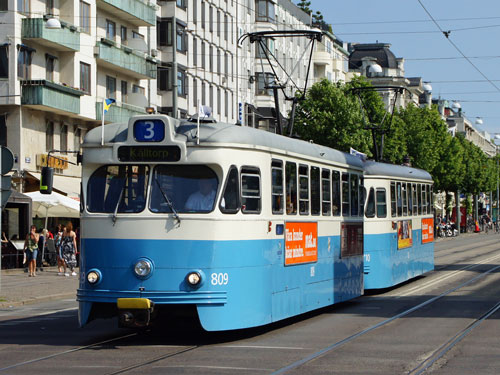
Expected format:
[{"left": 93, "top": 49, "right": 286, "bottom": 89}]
[
  {"left": 155, "top": 177, "right": 181, "bottom": 226},
  {"left": 112, "top": 182, "right": 126, "bottom": 226}
]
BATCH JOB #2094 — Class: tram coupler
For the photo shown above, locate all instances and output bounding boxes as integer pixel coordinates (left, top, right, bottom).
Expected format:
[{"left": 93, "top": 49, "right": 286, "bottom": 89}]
[{"left": 117, "top": 298, "right": 155, "bottom": 328}]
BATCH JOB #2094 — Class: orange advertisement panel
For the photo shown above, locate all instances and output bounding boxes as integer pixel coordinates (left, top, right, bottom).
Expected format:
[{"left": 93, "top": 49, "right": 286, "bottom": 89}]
[
  {"left": 285, "top": 222, "right": 318, "bottom": 265},
  {"left": 397, "top": 220, "right": 413, "bottom": 249},
  {"left": 421, "top": 218, "right": 434, "bottom": 244}
]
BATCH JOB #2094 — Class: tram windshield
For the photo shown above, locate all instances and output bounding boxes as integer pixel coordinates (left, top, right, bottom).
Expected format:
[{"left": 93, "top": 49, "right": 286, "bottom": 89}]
[
  {"left": 150, "top": 165, "right": 218, "bottom": 213},
  {"left": 87, "top": 165, "right": 149, "bottom": 213}
]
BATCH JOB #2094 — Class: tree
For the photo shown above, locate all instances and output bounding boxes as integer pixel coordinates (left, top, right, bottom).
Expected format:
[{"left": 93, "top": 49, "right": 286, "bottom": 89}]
[
  {"left": 293, "top": 78, "right": 374, "bottom": 155},
  {"left": 296, "top": 0, "right": 312, "bottom": 15}
]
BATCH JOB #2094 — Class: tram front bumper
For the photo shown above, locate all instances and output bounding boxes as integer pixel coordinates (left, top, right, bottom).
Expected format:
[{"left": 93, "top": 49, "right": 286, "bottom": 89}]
[{"left": 117, "top": 298, "right": 155, "bottom": 328}]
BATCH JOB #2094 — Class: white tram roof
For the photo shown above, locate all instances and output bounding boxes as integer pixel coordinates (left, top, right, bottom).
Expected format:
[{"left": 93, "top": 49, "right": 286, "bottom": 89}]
[
  {"left": 363, "top": 160, "right": 433, "bottom": 182},
  {"left": 83, "top": 117, "right": 365, "bottom": 170}
]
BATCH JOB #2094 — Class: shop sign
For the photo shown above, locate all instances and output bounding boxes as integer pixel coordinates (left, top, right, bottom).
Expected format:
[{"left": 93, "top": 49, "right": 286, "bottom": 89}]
[{"left": 36, "top": 154, "right": 69, "bottom": 169}]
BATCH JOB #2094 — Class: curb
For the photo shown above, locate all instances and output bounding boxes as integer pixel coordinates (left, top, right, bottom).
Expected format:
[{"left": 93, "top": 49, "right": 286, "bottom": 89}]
[{"left": 0, "top": 293, "right": 77, "bottom": 309}]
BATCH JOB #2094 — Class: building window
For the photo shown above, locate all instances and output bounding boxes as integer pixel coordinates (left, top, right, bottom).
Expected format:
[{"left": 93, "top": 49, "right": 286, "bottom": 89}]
[
  {"left": 17, "top": 46, "right": 32, "bottom": 79},
  {"left": 80, "top": 1, "right": 90, "bottom": 33},
  {"left": 209, "top": 84, "right": 213, "bottom": 109},
  {"left": 45, "top": 55, "right": 55, "bottom": 81},
  {"left": 106, "top": 20, "right": 116, "bottom": 40},
  {"left": 193, "top": 0, "right": 197, "bottom": 24},
  {"left": 177, "top": 24, "right": 186, "bottom": 53},
  {"left": 256, "top": 0, "right": 275, "bottom": 22},
  {"left": 17, "top": 0, "right": 29, "bottom": 14},
  {"left": 121, "top": 80, "right": 127, "bottom": 101},
  {"left": 0, "top": 115, "right": 7, "bottom": 147},
  {"left": 209, "top": 6, "right": 213, "bottom": 32},
  {"left": 224, "top": 14, "right": 228, "bottom": 41},
  {"left": 132, "top": 84, "right": 145, "bottom": 95},
  {"left": 120, "top": 26, "right": 127, "bottom": 43},
  {"left": 60, "top": 124, "right": 68, "bottom": 151},
  {"left": 46, "top": 121, "right": 54, "bottom": 151},
  {"left": 177, "top": 69, "right": 186, "bottom": 96},
  {"left": 0, "top": 0, "right": 7, "bottom": 11},
  {"left": 256, "top": 72, "right": 274, "bottom": 96},
  {"left": 217, "top": 49, "right": 220, "bottom": 74},
  {"left": 0, "top": 45, "right": 8, "bottom": 79},
  {"left": 201, "top": 2, "right": 205, "bottom": 29},
  {"left": 217, "top": 87, "right": 221, "bottom": 115},
  {"left": 193, "top": 78, "right": 197, "bottom": 107},
  {"left": 74, "top": 128, "right": 81, "bottom": 151},
  {"left": 157, "top": 65, "right": 170, "bottom": 91},
  {"left": 209, "top": 45, "right": 213, "bottom": 72},
  {"left": 176, "top": 0, "right": 185, "bottom": 8},
  {"left": 106, "top": 76, "right": 116, "bottom": 99},
  {"left": 193, "top": 37, "right": 197, "bottom": 66},
  {"left": 201, "top": 42, "right": 206, "bottom": 69},
  {"left": 201, "top": 82, "right": 206, "bottom": 104},
  {"left": 224, "top": 90, "right": 228, "bottom": 117},
  {"left": 46, "top": 0, "right": 54, "bottom": 15},
  {"left": 80, "top": 62, "right": 90, "bottom": 94},
  {"left": 217, "top": 10, "right": 220, "bottom": 38},
  {"left": 133, "top": 31, "right": 144, "bottom": 40}
]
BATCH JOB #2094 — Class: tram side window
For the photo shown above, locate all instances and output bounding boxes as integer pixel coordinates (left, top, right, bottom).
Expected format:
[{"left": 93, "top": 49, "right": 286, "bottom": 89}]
[
  {"left": 422, "top": 184, "right": 427, "bottom": 215},
  {"left": 350, "top": 174, "right": 359, "bottom": 216},
  {"left": 390, "top": 181, "right": 396, "bottom": 217},
  {"left": 286, "top": 162, "right": 297, "bottom": 215},
  {"left": 271, "top": 160, "right": 284, "bottom": 214},
  {"left": 220, "top": 166, "right": 240, "bottom": 214},
  {"left": 311, "top": 167, "right": 321, "bottom": 215},
  {"left": 241, "top": 167, "right": 261, "bottom": 214},
  {"left": 365, "top": 187, "right": 375, "bottom": 218},
  {"left": 429, "top": 185, "right": 433, "bottom": 214},
  {"left": 342, "top": 173, "right": 350, "bottom": 216},
  {"left": 408, "top": 184, "right": 413, "bottom": 216},
  {"left": 396, "top": 182, "right": 402, "bottom": 217},
  {"left": 359, "top": 177, "right": 364, "bottom": 216},
  {"left": 87, "top": 165, "right": 149, "bottom": 213},
  {"left": 299, "top": 165, "right": 309, "bottom": 215},
  {"left": 322, "top": 169, "right": 331, "bottom": 216},
  {"left": 376, "top": 188, "right": 387, "bottom": 218},
  {"left": 412, "top": 183, "right": 418, "bottom": 214},
  {"left": 402, "top": 182, "right": 408, "bottom": 216},
  {"left": 332, "top": 170, "right": 341, "bottom": 216},
  {"left": 150, "top": 165, "right": 218, "bottom": 213},
  {"left": 427, "top": 185, "right": 432, "bottom": 214},
  {"left": 417, "top": 184, "right": 422, "bottom": 215}
]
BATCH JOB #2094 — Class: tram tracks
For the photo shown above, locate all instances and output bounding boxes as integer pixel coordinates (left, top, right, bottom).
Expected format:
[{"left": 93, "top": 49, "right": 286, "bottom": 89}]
[
  {"left": 270, "top": 263, "right": 500, "bottom": 374},
  {"left": 0, "top": 333, "right": 138, "bottom": 373}
]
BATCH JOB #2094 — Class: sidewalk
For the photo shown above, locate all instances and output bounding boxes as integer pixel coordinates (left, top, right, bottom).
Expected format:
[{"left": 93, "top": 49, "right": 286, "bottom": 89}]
[{"left": 0, "top": 267, "right": 79, "bottom": 308}]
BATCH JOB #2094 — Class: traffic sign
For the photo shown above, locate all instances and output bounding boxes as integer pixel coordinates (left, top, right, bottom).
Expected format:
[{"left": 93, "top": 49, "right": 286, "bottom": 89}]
[
  {"left": 1, "top": 175, "right": 11, "bottom": 208},
  {"left": 1, "top": 146, "right": 14, "bottom": 175}
]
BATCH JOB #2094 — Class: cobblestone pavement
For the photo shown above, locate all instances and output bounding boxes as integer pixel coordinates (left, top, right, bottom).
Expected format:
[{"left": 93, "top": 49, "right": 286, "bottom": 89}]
[{"left": 0, "top": 267, "right": 79, "bottom": 308}]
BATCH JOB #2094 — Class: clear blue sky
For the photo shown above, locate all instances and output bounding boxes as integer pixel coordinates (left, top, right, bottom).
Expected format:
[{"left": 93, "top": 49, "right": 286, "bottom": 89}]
[{"left": 306, "top": 0, "right": 500, "bottom": 135}]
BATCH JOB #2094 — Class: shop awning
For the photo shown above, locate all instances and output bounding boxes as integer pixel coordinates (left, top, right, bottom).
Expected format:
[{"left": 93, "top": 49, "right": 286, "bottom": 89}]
[{"left": 25, "top": 172, "right": 80, "bottom": 198}]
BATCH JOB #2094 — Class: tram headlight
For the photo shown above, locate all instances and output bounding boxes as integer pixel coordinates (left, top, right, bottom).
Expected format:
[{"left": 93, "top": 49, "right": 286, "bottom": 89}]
[
  {"left": 134, "top": 259, "right": 153, "bottom": 278},
  {"left": 186, "top": 271, "right": 202, "bottom": 287},
  {"left": 86, "top": 269, "right": 102, "bottom": 285}
]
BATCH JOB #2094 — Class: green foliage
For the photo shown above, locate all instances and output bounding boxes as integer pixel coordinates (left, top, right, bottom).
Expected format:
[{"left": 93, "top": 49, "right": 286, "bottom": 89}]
[
  {"left": 293, "top": 78, "right": 498, "bottom": 197},
  {"left": 294, "top": 79, "right": 373, "bottom": 155}
]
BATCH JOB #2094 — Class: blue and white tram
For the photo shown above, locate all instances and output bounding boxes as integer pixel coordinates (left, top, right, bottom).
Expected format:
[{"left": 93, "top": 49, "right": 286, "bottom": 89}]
[
  {"left": 363, "top": 161, "right": 434, "bottom": 289},
  {"left": 77, "top": 115, "right": 365, "bottom": 331}
]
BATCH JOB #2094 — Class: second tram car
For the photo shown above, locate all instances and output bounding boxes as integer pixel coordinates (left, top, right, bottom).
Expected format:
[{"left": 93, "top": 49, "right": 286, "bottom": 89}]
[
  {"left": 77, "top": 115, "right": 365, "bottom": 331},
  {"left": 363, "top": 161, "right": 434, "bottom": 289}
]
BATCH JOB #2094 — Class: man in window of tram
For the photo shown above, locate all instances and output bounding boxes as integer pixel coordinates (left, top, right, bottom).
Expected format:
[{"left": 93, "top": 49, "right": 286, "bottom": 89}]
[{"left": 185, "top": 179, "right": 216, "bottom": 211}]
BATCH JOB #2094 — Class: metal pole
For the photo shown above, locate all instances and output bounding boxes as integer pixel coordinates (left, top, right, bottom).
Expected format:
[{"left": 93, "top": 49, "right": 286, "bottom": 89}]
[
  {"left": 0, "top": 144, "right": 2, "bottom": 292},
  {"left": 497, "top": 156, "right": 499, "bottom": 222},
  {"left": 456, "top": 190, "right": 460, "bottom": 236}
]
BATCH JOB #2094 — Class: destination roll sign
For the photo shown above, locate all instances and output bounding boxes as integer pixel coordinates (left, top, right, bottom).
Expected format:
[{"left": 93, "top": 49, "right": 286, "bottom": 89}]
[{"left": 118, "top": 146, "right": 181, "bottom": 162}]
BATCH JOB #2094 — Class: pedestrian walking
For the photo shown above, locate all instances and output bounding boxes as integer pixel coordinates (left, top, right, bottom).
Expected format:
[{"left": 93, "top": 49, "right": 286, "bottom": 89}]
[
  {"left": 54, "top": 224, "right": 66, "bottom": 275},
  {"left": 60, "top": 221, "right": 78, "bottom": 276},
  {"left": 23, "top": 225, "right": 39, "bottom": 277}
]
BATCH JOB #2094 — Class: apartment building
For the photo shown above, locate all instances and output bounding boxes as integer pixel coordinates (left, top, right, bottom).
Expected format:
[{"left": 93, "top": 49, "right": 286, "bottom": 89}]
[
  {"left": 0, "top": 0, "right": 158, "bottom": 199},
  {"left": 156, "top": 0, "right": 349, "bottom": 131}
]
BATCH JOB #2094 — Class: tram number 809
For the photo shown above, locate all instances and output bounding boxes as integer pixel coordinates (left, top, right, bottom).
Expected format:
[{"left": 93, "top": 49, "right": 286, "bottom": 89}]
[{"left": 211, "top": 273, "right": 229, "bottom": 286}]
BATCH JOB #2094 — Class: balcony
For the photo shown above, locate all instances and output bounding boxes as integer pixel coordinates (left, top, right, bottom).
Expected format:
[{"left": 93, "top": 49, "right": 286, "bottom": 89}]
[
  {"left": 21, "top": 80, "right": 84, "bottom": 115},
  {"left": 96, "top": 101, "right": 146, "bottom": 123},
  {"left": 21, "top": 18, "right": 80, "bottom": 52},
  {"left": 95, "top": 39, "right": 157, "bottom": 80},
  {"left": 96, "top": 0, "right": 156, "bottom": 27}
]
